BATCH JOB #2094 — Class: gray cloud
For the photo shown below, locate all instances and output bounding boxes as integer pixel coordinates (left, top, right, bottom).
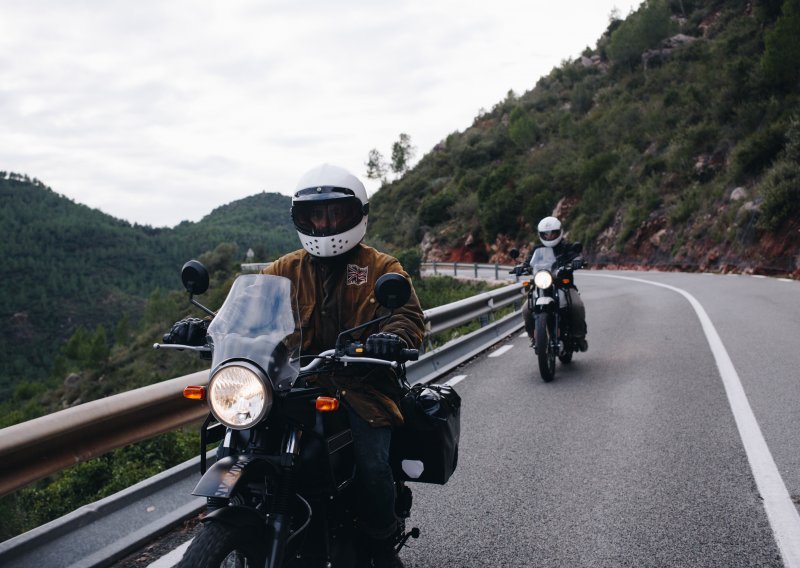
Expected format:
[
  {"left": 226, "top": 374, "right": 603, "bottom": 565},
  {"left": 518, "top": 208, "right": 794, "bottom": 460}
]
[{"left": 2, "top": 0, "right": 641, "bottom": 227}]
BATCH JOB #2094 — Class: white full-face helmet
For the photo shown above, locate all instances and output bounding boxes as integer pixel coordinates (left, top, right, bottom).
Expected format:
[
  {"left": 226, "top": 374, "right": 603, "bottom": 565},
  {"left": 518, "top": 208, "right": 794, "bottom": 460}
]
[
  {"left": 290, "top": 164, "right": 369, "bottom": 258},
  {"left": 537, "top": 216, "right": 563, "bottom": 247}
]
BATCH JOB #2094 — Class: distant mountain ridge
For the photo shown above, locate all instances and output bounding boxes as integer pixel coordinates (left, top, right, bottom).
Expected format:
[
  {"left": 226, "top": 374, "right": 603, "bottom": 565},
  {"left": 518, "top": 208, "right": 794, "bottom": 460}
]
[
  {"left": 0, "top": 173, "right": 296, "bottom": 393},
  {"left": 5, "top": 0, "right": 800, "bottom": 396}
]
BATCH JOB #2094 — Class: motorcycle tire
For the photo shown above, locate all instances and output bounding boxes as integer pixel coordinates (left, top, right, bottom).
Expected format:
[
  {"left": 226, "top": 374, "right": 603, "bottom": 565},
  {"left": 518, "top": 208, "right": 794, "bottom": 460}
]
[
  {"left": 535, "top": 314, "right": 556, "bottom": 382},
  {"left": 177, "top": 520, "right": 266, "bottom": 568}
]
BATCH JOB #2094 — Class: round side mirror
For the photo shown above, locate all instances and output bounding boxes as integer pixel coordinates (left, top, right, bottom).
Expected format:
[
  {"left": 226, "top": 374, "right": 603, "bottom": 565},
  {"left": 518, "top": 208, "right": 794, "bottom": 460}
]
[
  {"left": 374, "top": 273, "right": 411, "bottom": 310},
  {"left": 509, "top": 248, "right": 520, "bottom": 259},
  {"left": 181, "top": 260, "right": 210, "bottom": 295}
]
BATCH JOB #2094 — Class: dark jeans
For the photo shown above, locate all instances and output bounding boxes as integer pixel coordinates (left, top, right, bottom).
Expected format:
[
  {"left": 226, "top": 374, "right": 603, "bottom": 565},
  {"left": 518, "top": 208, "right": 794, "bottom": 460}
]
[
  {"left": 345, "top": 404, "right": 398, "bottom": 540},
  {"left": 523, "top": 287, "right": 587, "bottom": 338}
]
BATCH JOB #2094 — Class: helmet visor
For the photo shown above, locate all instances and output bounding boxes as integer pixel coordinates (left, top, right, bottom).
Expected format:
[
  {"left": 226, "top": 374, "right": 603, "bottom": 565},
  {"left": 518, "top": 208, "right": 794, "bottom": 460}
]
[
  {"left": 292, "top": 196, "right": 365, "bottom": 237},
  {"left": 539, "top": 229, "right": 562, "bottom": 242}
]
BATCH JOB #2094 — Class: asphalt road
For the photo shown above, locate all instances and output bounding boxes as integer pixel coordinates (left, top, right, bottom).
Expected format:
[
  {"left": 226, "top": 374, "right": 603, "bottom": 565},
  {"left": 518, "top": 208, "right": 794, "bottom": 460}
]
[
  {"left": 397, "top": 269, "right": 799, "bottom": 567},
  {"left": 125, "top": 269, "right": 799, "bottom": 567}
]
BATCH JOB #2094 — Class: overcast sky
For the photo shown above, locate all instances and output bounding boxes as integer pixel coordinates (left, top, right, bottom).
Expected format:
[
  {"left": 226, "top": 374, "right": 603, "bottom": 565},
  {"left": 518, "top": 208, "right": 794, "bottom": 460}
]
[{"left": 1, "top": 1, "right": 641, "bottom": 228}]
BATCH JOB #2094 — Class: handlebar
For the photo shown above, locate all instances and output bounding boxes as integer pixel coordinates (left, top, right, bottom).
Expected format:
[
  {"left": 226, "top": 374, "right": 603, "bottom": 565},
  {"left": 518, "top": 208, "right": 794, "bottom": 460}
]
[
  {"left": 299, "top": 344, "right": 419, "bottom": 372},
  {"left": 153, "top": 343, "right": 211, "bottom": 353},
  {"left": 509, "top": 265, "right": 532, "bottom": 276}
]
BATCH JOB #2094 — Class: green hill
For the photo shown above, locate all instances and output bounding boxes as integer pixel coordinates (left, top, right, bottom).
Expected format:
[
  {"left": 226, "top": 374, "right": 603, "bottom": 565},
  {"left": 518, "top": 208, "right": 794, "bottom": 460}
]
[
  {"left": 4, "top": 0, "right": 799, "bottom": 401},
  {"left": 369, "top": 0, "right": 800, "bottom": 276},
  {"left": 0, "top": 173, "right": 296, "bottom": 396}
]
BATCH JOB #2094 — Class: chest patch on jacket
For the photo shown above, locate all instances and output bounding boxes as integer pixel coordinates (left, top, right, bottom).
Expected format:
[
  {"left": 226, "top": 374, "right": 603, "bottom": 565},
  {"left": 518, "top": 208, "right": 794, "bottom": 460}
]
[{"left": 347, "top": 264, "right": 369, "bottom": 285}]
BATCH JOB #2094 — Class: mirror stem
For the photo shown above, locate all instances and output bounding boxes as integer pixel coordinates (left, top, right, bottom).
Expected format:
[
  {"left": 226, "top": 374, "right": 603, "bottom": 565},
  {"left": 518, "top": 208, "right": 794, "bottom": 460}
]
[{"left": 190, "top": 295, "right": 217, "bottom": 317}]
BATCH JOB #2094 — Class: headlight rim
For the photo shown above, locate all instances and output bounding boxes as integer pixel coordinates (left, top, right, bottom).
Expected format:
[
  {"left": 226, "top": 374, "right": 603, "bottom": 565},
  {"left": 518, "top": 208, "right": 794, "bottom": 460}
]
[{"left": 208, "top": 361, "right": 273, "bottom": 430}]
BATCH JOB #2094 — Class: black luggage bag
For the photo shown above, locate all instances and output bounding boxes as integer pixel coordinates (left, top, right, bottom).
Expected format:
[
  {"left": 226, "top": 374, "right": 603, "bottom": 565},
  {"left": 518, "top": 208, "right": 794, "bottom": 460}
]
[{"left": 391, "top": 383, "right": 461, "bottom": 484}]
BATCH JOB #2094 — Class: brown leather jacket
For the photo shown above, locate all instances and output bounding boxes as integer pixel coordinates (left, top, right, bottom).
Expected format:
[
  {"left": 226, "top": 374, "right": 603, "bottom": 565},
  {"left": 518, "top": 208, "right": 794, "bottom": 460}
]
[{"left": 262, "top": 244, "right": 425, "bottom": 428}]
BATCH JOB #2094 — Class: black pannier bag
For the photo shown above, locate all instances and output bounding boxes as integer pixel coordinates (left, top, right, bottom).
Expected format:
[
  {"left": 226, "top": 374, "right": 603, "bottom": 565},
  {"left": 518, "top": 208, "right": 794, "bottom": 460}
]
[{"left": 390, "top": 383, "right": 461, "bottom": 484}]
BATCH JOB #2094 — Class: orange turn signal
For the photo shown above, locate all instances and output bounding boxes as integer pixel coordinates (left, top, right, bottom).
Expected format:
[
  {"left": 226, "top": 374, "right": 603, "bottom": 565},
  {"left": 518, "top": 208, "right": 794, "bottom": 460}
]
[
  {"left": 562, "top": 278, "right": 571, "bottom": 285},
  {"left": 183, "top": 386, "right": 206, "bottom": 401},
  {"left": 315, "top": 396, "right": 340, "bottom": 412},
  {"left": 522, "top": 281, "right": 531, "bottom": 288}
]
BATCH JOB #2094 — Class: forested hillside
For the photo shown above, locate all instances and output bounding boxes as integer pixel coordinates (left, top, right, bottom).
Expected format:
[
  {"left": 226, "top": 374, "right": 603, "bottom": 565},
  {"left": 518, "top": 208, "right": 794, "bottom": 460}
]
[
  {"left": 0, "top": 173, "right": 296, "bottom": 396},
  {"left": 370, "top": 0, "right": 800, "bottom": 276},
  {"left": 5, "top": 0, "right": 798, "bottom": 402}
]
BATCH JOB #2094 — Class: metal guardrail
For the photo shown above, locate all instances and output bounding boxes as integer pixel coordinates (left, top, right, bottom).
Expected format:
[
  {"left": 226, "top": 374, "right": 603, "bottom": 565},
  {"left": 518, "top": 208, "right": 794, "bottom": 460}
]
[
  {"left": 0, "top": 266, "right": 524, "bottom": 567},
  {"left": 422, "top": 261, "right": 513, "bottom": 282},
  {"left": 0, "top": 371, "right": 209, "bottom": 497},
  {"left": 0, "top": 276, "right": 522, "bottom": 498}
]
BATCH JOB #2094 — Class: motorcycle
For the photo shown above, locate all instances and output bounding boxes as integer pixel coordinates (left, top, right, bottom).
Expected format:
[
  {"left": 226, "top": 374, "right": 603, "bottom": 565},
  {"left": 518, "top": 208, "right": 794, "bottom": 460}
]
[
  {"left": 154, "top": 260, "right": 457, "bottom": 567},
  {"left": 509, "top": 246, "right": 584, "bottom": 382}
]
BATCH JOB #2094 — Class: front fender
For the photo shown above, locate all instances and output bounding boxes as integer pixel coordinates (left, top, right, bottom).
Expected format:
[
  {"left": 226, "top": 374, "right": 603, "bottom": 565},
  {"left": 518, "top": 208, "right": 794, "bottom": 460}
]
[{"left": 192, "top": 454, "right": 278, "bottom": 499}]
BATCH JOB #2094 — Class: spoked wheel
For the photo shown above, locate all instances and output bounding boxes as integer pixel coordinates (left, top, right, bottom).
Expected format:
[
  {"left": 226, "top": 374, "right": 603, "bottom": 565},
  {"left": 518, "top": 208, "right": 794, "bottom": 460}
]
[
  {"left": 535, "top": 314, "right": 556, "bottom": 382},
  {"left": 178, "top": 521, "right": 266, "bottom": 568}
]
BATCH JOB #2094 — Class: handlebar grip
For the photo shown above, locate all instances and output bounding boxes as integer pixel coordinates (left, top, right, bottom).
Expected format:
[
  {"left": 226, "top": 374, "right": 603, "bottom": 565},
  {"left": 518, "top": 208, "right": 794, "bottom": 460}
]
[{"left": 401, "top": 348, "right": 419, "bottom": 362}]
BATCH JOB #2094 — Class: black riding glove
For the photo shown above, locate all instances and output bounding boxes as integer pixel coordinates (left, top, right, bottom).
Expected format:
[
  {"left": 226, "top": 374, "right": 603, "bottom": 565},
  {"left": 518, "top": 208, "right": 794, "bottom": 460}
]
[
  {"left": 365, "top": 332, "right": 406, "bottom": 358},
  {"left": 163, "top": 317, "right": 209, "bottom": 346}
]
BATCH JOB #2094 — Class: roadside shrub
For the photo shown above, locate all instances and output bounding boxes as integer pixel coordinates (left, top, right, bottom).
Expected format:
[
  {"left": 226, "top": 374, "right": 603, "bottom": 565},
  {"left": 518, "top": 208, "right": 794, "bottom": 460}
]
[
  {"left": 730, "top": 126, "right": 786, "bottom": 182},
  {"left": 757, "top": 159, "right": 800, "bottom": 231}
]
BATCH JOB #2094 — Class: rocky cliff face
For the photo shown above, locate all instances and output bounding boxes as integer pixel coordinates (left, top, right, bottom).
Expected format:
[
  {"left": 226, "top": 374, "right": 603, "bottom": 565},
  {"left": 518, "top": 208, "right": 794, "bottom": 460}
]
[{"left": 422, "top": 206, "right": 800, "bottom": 278}]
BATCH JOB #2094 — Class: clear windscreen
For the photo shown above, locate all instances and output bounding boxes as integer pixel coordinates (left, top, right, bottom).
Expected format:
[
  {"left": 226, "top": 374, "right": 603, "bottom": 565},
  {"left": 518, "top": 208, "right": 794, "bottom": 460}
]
[
  {"left": 206, "top": 274, "right": 301, "bottom": 391},
  {"left": 531, "top": 247, "right": 557, "bottom": 273}
]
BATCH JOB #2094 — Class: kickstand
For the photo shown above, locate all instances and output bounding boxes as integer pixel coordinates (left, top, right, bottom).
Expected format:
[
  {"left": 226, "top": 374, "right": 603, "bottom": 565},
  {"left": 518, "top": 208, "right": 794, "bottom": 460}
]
[{"left": 395, "top": 527, "right": 421, "bottom": 552}]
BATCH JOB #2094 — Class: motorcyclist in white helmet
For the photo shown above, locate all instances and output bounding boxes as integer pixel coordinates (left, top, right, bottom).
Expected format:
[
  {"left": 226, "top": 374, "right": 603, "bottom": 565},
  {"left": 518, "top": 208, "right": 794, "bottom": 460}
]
[
  {"left": 263, "top": 163, "right": 425, "bottom": 567},
  {"left": 520, "top": 216, "right": 588, "bottom": 351}
]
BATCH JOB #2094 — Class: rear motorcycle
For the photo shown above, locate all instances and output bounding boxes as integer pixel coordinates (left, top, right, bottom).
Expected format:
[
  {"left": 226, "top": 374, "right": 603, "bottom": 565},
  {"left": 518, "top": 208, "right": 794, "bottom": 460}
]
[
  {"left": 510, "top": 247, "right": 584, "bottom": 382},
  {"left": 155, "top": 261, "right": 436, "bottom": 567}
]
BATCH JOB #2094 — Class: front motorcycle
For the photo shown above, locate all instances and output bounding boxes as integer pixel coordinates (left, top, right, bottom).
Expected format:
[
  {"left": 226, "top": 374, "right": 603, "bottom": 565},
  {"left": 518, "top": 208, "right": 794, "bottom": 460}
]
[
  {"left": 510, "top": 247, "right": 584, "bottom": 382},
  {"left": 155, "top": 261, "right": 445, "bottom": 568}
]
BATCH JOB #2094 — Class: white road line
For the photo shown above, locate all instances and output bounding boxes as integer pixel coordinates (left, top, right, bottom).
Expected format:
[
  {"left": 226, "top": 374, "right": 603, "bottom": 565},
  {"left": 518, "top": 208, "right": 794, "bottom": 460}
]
[
  {"left": 752, "top": 275, "right": 767, "bottom": 279},
  {"left": 444, "top": 375, "right": 468, "bottom": 387},
  {"left": 519, "top": 331, "right": 528, "bottom": 338},
  {"left": 586, "top": 273, "right": 800, "bottom": 567},
  {"left": 147, "top": 538, "right": 192, "bottom": 568},
  {"left": 779, "top": 278, "right": 794, "bottom": 282},
  {"left": 488, "top": 344, "right": 514, "bottom": 358}
]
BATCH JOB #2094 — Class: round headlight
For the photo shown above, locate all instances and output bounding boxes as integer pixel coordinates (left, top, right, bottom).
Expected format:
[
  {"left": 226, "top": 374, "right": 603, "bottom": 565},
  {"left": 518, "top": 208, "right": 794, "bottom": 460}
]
[
  {"left": 533, "top": 270, "right": 553, "bottom": 290},
  {"left": 208, "top": 363, "right": 273, "bottom": 429}
]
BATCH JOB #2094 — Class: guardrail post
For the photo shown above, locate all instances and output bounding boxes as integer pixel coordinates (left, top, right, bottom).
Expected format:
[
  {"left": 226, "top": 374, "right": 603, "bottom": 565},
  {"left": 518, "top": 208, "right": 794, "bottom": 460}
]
[
  {"left": 495, "top": 263, "right": 499, "bottom": 280},
  {"left": 474, "top": 263, "right": 478, "bottom": 278},
  {"left": 432, "top": 261, "right": 437, "bottom": 275},
  {"left": 453, "top": 263, "right": 458, "bottom": 277}
]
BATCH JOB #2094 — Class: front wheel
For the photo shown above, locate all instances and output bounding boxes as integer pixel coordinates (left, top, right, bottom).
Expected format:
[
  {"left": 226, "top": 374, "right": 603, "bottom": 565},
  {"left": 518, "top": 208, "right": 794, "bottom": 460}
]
[
  {"left": 178, "top": 521, "right": 266, "bottom": 568},
  {"left": 535, "top": 314, "right": 556, "bottom": 382}
]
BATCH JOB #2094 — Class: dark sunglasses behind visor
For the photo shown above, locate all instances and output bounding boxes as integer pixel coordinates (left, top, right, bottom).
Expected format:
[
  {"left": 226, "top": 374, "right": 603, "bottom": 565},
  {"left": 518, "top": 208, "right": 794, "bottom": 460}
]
[
  {"left": 540, "top": 230, "right": 561, "bottom": 240},
  {"left": 292, "top": 197, "right": 365, "bottom": 236}
]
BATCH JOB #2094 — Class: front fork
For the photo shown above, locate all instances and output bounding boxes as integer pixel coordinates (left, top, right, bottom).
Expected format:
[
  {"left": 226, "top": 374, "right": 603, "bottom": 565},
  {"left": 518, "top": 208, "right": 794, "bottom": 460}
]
[
  {"left": 531, "top": 289, "right": 571, "bottom": 356},
  {"left": 531, "top": 301, "right": 559, "bottom": 356},
  {"left": 266, "top": 428, "right": 303, "bottom": 568}
]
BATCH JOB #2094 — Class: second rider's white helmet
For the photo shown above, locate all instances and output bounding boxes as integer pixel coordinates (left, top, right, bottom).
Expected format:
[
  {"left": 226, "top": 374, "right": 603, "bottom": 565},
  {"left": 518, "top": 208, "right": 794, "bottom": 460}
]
[
  {"left": 291, "top": 164, "right": 369, "bottom": 258},
  {"left": 537, "top": 216, "right": 563, "bottom": 247}
]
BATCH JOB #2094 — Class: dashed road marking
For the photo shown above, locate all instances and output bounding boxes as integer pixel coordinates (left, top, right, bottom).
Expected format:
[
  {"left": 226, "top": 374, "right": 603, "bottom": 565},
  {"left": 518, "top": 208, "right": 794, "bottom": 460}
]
[
  {"left": 444, "top": 375, "right": 468, "bottom": 387},
  {"left": 488, "top": 345, "right": 514, "bottom": 358},
  {"left": 147, "top": 538, "right": 192, "bottom": 567}
]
